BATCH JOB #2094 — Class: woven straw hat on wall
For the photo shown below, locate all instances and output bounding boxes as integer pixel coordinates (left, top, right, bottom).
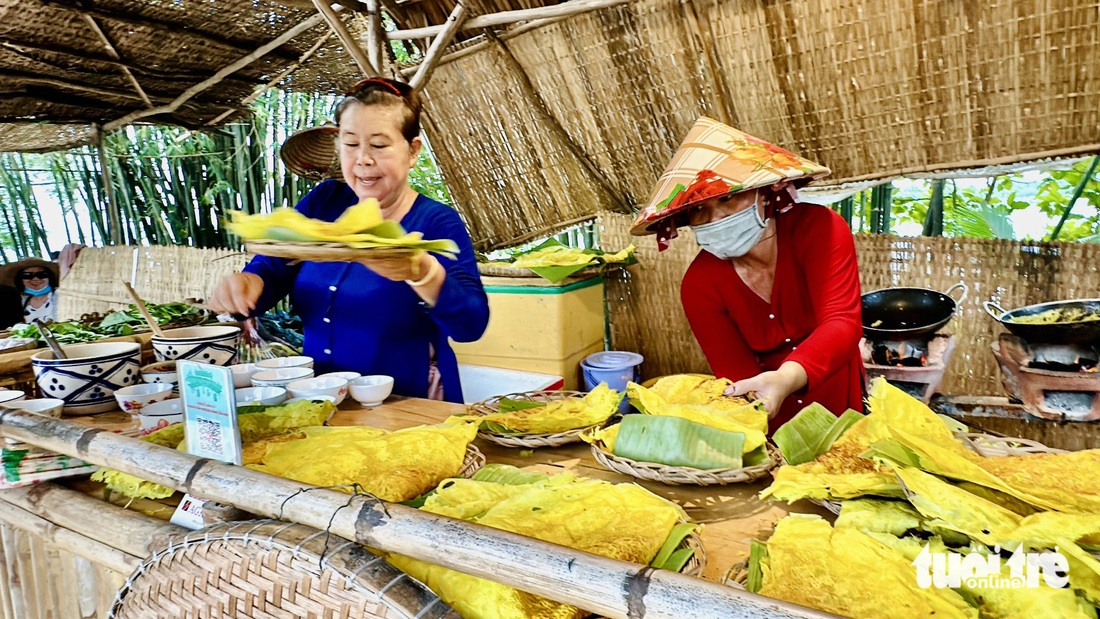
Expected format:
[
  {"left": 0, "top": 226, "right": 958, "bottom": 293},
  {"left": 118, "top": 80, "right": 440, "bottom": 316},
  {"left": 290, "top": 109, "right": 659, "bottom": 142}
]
[{"left": 279, "top": 125, "right": 343, "bottom": 182}]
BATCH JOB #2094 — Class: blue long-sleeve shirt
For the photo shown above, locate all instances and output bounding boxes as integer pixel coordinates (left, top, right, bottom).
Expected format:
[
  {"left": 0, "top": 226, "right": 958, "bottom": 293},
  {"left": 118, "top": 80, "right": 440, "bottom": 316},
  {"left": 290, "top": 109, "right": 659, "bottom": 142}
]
[{"left": 243, "top": 181, "right": 489, "bottom": 403}]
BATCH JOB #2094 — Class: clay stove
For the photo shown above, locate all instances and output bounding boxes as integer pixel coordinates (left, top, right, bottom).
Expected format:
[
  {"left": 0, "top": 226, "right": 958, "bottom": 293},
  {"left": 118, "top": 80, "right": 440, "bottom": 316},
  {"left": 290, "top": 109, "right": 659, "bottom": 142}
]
[
  {"left": 992, "top": 334, "right": 1100, "bottom": 421},
  {"left": 862, "top": 334, "right": 957, "bottom": 403}
]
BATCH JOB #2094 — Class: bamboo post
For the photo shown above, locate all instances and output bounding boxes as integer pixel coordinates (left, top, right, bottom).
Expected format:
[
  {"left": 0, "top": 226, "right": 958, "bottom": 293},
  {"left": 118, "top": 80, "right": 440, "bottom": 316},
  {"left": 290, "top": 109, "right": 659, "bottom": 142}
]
[
  {"left": 1050, "top": 155, "right": 1100, "bottom": 240},
  {"left": 92, "top": 126, "right": 122, "bottom": 246},
  {"left": 364, "top": 0, "right": 388, "bottom": 78},
  {"left": 388, "top": 0, "right": 635, "bottom": 39},
  {"left": 0, "top": 411, "right": 829, "bottom": 619},
  {"left": 409, "top": 2, "right": 469, "bottom": 91},
  {"left": 311, "top": 0, "right": 378, "bottom": 77},
  {"left": 0, "top": 501, "right": 139, "bottom": 574},
  {"left": 80, "top": 14, "right": 152, "bottom": 106}
]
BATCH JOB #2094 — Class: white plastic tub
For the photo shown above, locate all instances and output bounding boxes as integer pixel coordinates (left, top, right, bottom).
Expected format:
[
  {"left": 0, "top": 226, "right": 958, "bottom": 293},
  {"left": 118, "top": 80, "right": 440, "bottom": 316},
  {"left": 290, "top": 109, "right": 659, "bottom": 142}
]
[{"left": 457, "top": 364, "right": 564, "bottom": 404}]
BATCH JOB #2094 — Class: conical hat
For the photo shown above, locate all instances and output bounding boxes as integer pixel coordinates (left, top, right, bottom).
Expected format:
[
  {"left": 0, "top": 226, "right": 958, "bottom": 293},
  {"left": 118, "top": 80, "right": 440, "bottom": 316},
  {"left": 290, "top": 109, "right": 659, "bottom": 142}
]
[
  {"left": 279, "top": 125, "right": 343, "bottom": 182},
  {"left": 630, "top": 117, "right": 831, "bottom": 236}
]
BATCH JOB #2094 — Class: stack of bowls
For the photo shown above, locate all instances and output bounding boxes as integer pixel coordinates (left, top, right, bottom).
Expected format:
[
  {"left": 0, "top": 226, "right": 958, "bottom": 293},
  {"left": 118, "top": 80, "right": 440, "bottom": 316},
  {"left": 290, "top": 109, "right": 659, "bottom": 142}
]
[
  {"left": 235, "top": 386, "right": 287, "bottom": 406},
  {"left": 138, "top": 399, "right": 183, "bottom": 433},
  {"left": 256, "top": 356, "right": 314, "bottom": 371},
  {"left": 32, "top": 342, "right": 142, "bottom": 415},
  {"left": 114, "top": 383, "right": 174, "bottom": 413},
  {"left": 152, "top": 326, "right": 241, "bottom": 366},
  {"left": 287, "top": 375, "right": 349, "bottom": 405},
  {"left": 251, "top": 367, "right": 314, "bottom": 390},
  {"left": 140, "top": 361, "right": 178, "bottom": 388}
]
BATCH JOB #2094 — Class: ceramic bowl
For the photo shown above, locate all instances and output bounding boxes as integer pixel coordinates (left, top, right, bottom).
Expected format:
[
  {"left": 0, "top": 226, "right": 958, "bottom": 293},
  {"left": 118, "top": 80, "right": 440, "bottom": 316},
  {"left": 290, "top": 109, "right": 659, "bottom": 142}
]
[
  {"left": 0, "top": 390, "right": 26, "bottom": 406},
  {"left": 114, "top": 383, "right": 174, "bottom": 413},
  {"left": 2, "top": 398, "right": 65, "bottom": 419},
  {"left": 32, "top": 342, "right": 142, "bottom": 414},
  {"left": 229, "top": 363, "right": 258, "bottom": 389},
  {"left": 318, "top": 372, "right": 359, "bottom": 404},
  {"left": 256, "top": 356, "right": 314, "bottom": 371},
  {"left": 251, "top": 367, "right": 314, "bottom": 389},
  {"left": 152, "top": 326, "right": 241, "bottom": 366},
  {"left": 348, "top": 375, "right": 394, "bottom": 407},
  {"left": 138, "top": 398, "right": 183, "bottom": 432},
  {"left": 234, "top": 386, "right": 287, "bottom": 406},
  {"left": 286, "top": 376, "right": 348, "bottom": 405},
  {"left": 141, "top": 360, "right": 178, "bottom": 385}
]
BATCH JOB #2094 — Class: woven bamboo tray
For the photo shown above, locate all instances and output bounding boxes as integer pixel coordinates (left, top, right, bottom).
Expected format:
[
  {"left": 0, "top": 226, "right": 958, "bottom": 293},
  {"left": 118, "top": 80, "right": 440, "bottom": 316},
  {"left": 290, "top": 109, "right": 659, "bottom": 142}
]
[
  {"left": 677, "top": 525, "right": 707, "bottom": 578},
  {"left": 476, "top": 263, "right": 601, "bottom": 278},
  {"left": 245, "top": 239, "right": 417, "bottom": 262},
  {"left": 459, "top": 444, "right": 485, "bottom": 478},
  {"left": 466, "top": 390, "right": 611, "bottom": 449},
  {"left": 954, "top": 432, "right": 1068, "bottom": 457},
  {"left": 588, "top": 441, "right": 780, "bottom": 486},
  {"left": 110, "top": 520, "right": 460, "bottom": 618}
]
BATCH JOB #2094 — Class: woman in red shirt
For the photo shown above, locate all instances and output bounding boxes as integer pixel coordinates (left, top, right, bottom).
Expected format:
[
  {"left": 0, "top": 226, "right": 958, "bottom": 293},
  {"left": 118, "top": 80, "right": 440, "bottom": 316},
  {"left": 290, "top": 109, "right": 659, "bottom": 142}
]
[{"left": 631, "top": 118, "right": 865, "bottom": 427}]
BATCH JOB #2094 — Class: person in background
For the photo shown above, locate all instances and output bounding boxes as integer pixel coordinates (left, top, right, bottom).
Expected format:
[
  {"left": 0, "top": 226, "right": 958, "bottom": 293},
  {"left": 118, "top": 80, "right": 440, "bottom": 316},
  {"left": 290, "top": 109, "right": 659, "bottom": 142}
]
[
  {"left": 631, "top": 117, "right": 864, "bottom": 427},
  {"left": 209, "top": 77, "right": 489, "bottom": 403},
  {"left": 0, "top": 258, "right": 61, "bottom": 324}
]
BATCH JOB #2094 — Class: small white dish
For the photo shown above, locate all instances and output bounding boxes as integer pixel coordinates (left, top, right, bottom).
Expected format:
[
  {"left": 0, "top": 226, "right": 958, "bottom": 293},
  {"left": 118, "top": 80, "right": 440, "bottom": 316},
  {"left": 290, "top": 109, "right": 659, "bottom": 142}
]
[
  {"left": 257, "top": 356, "right": 314, "bottom": 371},
  {"left": 319, "top": 372, "right": 359, "bottom": 404},
  {"left": 229, "top": 363, "right": 258, "bottom": 389},
  {"left": 3, "top": 398, "right": 64, "bottom": 419},
  {"left": 286, "top": 376, "right": 349, "bottom": 405},
  {"left": 235, "top": 386, "right": 287, "bottom": 406},
  {"left": 141, "top": 361, "right": 178, "bottom": 385},
  {"left": 137, "top": 399, "right": 183, "bottom": 432},
  {"left": 349, "top": 375, "right": 394, "bottom": 407},
  {"left": 114, "top": 383, "right": 174, "bottom": 413},
  {"left": 251, "top": 367, "right": 314, "bottom": 389},
  {"left": 0, "top": 390, "right": 26, "bottom": 406}
]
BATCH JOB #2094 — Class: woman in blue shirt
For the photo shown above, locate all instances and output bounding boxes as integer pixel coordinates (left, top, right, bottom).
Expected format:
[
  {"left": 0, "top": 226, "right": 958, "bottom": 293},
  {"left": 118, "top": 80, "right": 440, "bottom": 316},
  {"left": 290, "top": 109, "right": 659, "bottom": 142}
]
[{"left": 210, "top": 78, "right": 489, "bottom": 403}]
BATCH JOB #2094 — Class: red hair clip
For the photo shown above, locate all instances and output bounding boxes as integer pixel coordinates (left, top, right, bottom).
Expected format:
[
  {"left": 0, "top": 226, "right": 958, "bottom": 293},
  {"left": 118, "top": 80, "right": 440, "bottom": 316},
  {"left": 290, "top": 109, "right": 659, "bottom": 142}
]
[{"left": 345, "top": 77, "right": 411, "bottom": 98}]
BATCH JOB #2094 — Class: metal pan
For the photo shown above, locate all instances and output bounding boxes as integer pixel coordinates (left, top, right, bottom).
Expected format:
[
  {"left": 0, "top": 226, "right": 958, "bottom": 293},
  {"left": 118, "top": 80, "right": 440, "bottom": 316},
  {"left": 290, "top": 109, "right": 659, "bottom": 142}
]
[
  {"left": 984, "top": 298, "right": 1100, "bottom": 344},
  {"left": 862, "top": 283, "right": 968, "bottom": 341}
]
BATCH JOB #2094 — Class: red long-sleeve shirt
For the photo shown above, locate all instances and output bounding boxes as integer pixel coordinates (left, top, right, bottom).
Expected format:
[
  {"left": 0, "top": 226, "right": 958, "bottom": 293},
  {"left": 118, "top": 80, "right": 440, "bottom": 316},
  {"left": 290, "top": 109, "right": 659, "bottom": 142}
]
[{"left": 680, "top": 204, "right": 865, "bottom": 428}]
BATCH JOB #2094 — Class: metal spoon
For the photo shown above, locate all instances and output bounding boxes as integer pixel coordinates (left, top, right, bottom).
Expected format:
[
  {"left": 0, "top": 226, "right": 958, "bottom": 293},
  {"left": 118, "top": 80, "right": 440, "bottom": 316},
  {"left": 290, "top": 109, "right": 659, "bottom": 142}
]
[{"left": 34, "top": 319, "right": 67, "bottom": 360}]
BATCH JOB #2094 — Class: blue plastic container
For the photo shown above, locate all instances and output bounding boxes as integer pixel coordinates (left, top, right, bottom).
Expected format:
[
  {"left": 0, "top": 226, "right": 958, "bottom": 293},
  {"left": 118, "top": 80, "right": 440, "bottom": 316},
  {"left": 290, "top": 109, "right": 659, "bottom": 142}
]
[{"left": 581, "top": 351, "right": 644, "bottom": 413}]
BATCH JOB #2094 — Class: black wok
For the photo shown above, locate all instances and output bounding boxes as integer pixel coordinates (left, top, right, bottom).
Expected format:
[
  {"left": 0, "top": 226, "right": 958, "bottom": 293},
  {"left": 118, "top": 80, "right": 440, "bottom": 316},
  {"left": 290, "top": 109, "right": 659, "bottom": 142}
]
[
  {"left": 862, "top": 283, "right": 968, "bottom": 341},
  {"left": 984, "top": 298, "right": 1100, "bottom": 344}
]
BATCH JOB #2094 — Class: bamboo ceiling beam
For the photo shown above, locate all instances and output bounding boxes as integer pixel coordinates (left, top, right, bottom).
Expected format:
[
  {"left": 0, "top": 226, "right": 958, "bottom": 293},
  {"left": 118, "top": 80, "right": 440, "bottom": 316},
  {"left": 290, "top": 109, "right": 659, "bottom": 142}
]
[
  {"left": 0, "top": 411, "right": 827, "bottom": 619},
  {"left": 0, "top": 71, "right": 162, "bottom": 103},
  {"left": 102, "top": 12, "right": 327, "bottom": 133},
  {"left": 364, "top": 0, "right": 389, "bottom": 76},
  {"left": 388, "top": 0, "right": 633, "bottom": 40},
  {"left": 409, "top": 2, "right": 468, "bottom": 90},
  {"left": 0, "top": 40, "right": 221, "bottom": 82},
  {"left": 80, "top": 14, "right": 152, "bottom": 107},
  {"left": 311, "top": 0, "right": 378, "bottom": 76}
]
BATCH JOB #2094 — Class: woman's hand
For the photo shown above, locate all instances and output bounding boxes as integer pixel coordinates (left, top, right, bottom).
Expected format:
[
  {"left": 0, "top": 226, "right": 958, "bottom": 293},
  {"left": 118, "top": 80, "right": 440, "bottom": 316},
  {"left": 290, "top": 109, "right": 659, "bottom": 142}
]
[
  {"left": 209, "top": 272, "right": 264, "bottom": 317},
  {"left": 726, "top": 361, "right": 808, "bottom": 418},
  {"left": 357, "top": 253, "right": 431, "bottom": 282}
]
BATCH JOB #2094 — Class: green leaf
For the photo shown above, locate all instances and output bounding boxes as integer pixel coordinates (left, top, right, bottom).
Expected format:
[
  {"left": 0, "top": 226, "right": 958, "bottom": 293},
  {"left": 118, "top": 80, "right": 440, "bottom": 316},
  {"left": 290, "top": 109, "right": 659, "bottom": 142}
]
[
  {"left": 811, "top": 409, "right": 863, "bottom": 456},
  {"left": 497, "top": 399, "right": 545, "bottom": 414},
  {"left": 470, "top": 464, "right": 551, "bottom": 485},
  {"left": 650, "top": 523, "right": 698, "bottom": 570},
  {"left": 746, "top": 540, "right": 768, "bottom": 593},
  {"left": 613, "top": 415, "right": 745, "bottom": 470},
  {"left": 527, "top": 264, "right": 592, "bottom": 284},
  {"left": 771, "top": 403, "right": 836, "bottom": 465}
]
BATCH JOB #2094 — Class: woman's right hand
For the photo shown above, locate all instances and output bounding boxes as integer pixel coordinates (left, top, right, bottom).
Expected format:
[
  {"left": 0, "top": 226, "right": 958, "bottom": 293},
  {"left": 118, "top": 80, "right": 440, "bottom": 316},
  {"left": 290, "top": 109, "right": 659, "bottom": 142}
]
[{"left": 208, "top": 273, "right": 264, "bottom": 317}]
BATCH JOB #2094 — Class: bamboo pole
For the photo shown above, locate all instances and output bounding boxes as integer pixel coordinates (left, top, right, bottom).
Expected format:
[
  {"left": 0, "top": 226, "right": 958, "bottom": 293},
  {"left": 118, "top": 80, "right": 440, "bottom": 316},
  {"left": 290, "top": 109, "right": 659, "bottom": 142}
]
[
  {"left": 0, "top": 501, "right": 138, "bottom": 575},
  {"left": 92, "top": 126, "right": 122, "bottom": 246},
  {"left": 311, "top": 0, "right": 378, "bottom": 77},
  {"left": 80, "top": 14, "right": 152, "bottom": 106},
  {"left": 388, "top": 0, "right": 635, "bottom": 39},
  {"left": 1049, "top": 155, "right": 1100, "bottom": 240},
  {"left": 102, "top": 12, "right": 328, "bottom": 133},
  {"left": 364, "top": 0, "right": 388, "bottom": 77},
  {"left": 409, "top": 2, "right": 469, "bottom": 91},
  {"left": 0, "top": 411, "right": 828, "bottom": 619}
]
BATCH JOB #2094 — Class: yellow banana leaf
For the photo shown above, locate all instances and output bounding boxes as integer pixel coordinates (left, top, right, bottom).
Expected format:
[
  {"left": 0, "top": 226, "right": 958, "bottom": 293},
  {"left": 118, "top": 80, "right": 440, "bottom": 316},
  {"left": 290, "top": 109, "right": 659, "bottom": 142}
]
[
  {"left": 1011, "top": 511, "right": 1100, "bottom": 549},
  {"left": 248, "top": 422, "right": 478, "bottom": 502},
  {"left": 626, "top": 381, "right": 767, "bottom": 451},
  {"left": 450, "top": 384, "right": 621, "bottom": 434},
  {"left": 758, "top": 515, "right": 978, "bottom": 618},
  {"left": 645, "top": 374, "right": 765, "bottom": 425}
]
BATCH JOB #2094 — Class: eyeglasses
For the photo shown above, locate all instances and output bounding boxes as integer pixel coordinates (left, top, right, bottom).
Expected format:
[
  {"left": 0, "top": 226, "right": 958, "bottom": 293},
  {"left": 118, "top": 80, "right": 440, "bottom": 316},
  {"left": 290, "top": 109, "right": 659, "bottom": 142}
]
[
  {"left": 344, "top": 77, "right": 414, "bottom": 100},
  {"left": 19, "top": 271, "right": 49, "bottom": 281}
]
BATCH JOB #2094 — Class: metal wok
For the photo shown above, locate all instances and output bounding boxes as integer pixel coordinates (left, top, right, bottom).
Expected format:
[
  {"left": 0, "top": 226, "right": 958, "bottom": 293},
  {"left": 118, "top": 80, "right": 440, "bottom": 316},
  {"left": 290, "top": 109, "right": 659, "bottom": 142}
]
[
  {"left": 984, "top": 298, "right": 1100, "bottom": 344},
  {"left": 862, "top": 283, "right": 968, "bottom": 341}
]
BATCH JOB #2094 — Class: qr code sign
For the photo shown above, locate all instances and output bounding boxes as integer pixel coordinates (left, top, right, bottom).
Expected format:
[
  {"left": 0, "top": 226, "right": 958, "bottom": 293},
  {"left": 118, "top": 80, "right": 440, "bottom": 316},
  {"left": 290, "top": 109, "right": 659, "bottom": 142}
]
[{"left": 196, "top": 418, "right": 223, "bottom": 454}]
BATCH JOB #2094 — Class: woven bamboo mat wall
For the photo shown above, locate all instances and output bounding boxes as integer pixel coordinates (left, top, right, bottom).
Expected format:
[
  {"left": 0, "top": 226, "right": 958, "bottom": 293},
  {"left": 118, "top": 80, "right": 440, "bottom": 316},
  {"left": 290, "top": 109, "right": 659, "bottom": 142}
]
[
  {"left": 56, "top": 246, "right": 248, "bottom": 320},
  {"left": 424, "top": 0, "right": 1100, "bottom": 250},
  {"left": 602, "top": 213, "right": 1100, "bottom": 397}
]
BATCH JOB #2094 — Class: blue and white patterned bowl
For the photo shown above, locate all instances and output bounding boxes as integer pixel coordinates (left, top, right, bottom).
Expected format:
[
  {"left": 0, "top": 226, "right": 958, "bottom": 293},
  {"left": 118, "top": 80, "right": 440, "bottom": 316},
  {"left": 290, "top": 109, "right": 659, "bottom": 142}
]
[
  {"left": 152, "top": 326, "right": 241, "bottom": 366},
  {"left": 32, "top": 342, "right": 142, "bottom": 415}
]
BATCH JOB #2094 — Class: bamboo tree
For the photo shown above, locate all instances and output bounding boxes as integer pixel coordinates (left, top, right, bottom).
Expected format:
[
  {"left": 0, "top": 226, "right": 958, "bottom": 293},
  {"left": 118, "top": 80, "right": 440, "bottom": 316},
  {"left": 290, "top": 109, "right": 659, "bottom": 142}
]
[{"left": 923, "top": 179, "right": 946, "bottom": 237}]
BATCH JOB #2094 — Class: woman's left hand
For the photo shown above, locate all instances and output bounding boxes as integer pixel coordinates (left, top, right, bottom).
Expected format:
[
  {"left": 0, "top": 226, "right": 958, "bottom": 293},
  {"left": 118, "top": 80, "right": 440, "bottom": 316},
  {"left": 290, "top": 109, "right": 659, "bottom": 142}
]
[
  {"left": 726, "top": 361, "right": 808, "bottom": 418},
  {"left": 358, "top": 252, "right": 434, "bottom": 282}
]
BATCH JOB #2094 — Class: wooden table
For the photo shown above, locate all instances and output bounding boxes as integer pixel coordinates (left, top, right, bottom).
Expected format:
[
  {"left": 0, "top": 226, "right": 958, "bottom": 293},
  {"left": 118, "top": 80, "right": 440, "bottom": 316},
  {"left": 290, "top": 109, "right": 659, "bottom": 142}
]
[{"left": 329, "top": 396, "right": 828, "bottom": 583}]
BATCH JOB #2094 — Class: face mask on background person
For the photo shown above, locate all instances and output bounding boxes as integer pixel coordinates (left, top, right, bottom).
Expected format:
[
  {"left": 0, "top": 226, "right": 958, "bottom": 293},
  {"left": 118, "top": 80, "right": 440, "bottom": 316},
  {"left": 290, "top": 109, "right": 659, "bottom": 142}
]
[
  {"left": 24, "top": 285, "right": 52, "bottom": 297},
  {"left": 691, "top": 193, "right": 766, "bottom": 259}
]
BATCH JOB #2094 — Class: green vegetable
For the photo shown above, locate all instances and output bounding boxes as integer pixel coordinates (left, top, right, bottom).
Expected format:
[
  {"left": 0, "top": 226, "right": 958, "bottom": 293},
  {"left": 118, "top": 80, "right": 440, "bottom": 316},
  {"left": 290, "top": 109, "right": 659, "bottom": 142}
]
[
  {"left": 772, "top": 404, "right": 863, "bottom": 466},
  {"left": 471, "top": 463, "right": 551, "bottom": 486},
  {"left": 746, "top": 539, "right": 768, "bottom": 593},
  {"left": 649, "top": 522, "right": 699, "bottom": 571},
  {"left": 10, "top": 302, "right": 209, "bottom": 344},
  {"left": 613, "top": 414, "right": 746, "bottom": 470}
]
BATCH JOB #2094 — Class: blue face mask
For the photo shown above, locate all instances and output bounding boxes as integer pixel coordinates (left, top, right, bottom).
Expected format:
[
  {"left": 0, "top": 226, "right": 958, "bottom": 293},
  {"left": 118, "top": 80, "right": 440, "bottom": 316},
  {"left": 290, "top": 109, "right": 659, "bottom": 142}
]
[
  {"left": 691, "top": 194, "right": 766, "bottom": 259},
  {"left": 24, "top": 285, "right": 52, "bottom": 297}
]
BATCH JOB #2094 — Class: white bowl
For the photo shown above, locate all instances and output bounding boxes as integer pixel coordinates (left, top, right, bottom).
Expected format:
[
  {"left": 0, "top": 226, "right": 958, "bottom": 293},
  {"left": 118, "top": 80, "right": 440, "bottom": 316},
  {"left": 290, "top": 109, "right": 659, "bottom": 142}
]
[
  {"left": 286, "top": 376, "right": 348, "bottom": 405},
  {"left": 319, "top": 372, "right": 359, "bottom": 404},
  {"left": 137, "top": 399, "right": 183, "bottom": 432},
  {"left": 257, "top": 356, "right": 314, "bottom": 370},
  {"left": 251, "top": 367, "right": 314, "bottom": 389},
  {"left": 152, "top": 326, "right": 241, "bottom": 366},
  {"left": 229, "top": 363, "right": 258, "bottom": 389},
  {"left": 141, "top": 361, "right": 178, "bottom": 385},
  {"left": 114, "top": 383, "right": 174, "bottom": 413},
  {"left": 3, "top": 398, "right": 65, "bottom": 419},
  {"left": 32, "top": 342, "right": 142, "bottom": 414},
  {"left": 235, "top": 386, "right": 287, "bottom": 406},
  {"left": 349, "top": 375, "right": 394, "bottom": 407},
  {"left": 0, "top": 390, "right": 26, "bottom": 405}
]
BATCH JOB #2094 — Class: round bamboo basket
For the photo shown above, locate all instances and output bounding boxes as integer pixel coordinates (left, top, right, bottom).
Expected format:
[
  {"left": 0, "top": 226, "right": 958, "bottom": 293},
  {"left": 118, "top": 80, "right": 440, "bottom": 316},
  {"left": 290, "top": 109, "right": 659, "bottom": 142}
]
[
  {"left": 466, "top": 390, "right": 611, "bottom": 449},
  {"left": 109, "top": 520, "right": 460, "bottom": 618},
  {"left": 678, "top": 526, "right": 707, "bottom": 578},
  {"left": 458, "top": 444, "right": 485, "bottom": 478},
  {"left": 954, "top": 432, "right": 1067, "bottom": 457},
  {"left": 588, "top": 442, "right": 780, "bottom": 486},
  {"left": 245, "top": 240, "right": 417, "bottom": 262},
  {"left": 475, "top": 263, "right": 601, "bottom": 278}
]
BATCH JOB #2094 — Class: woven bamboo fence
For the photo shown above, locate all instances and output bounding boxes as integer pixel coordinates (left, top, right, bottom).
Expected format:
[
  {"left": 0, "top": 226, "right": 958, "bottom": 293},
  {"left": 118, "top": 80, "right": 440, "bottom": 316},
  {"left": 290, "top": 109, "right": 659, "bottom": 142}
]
[
  {"left": 601, "top": 212, "right": 1100, "bottom": 398},
  {"left": 418, "top": 0, "right": 1100, "bottom": 251},
  {"left": 57, "top": 246, "right": 248, "bottom": 320}
]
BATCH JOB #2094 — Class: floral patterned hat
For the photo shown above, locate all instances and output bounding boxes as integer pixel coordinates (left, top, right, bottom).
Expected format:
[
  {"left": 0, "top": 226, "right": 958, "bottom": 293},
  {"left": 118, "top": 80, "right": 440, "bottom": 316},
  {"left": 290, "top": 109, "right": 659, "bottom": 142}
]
[{"left": 630, "top": 117, "right": 831, "bottom": 243}]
